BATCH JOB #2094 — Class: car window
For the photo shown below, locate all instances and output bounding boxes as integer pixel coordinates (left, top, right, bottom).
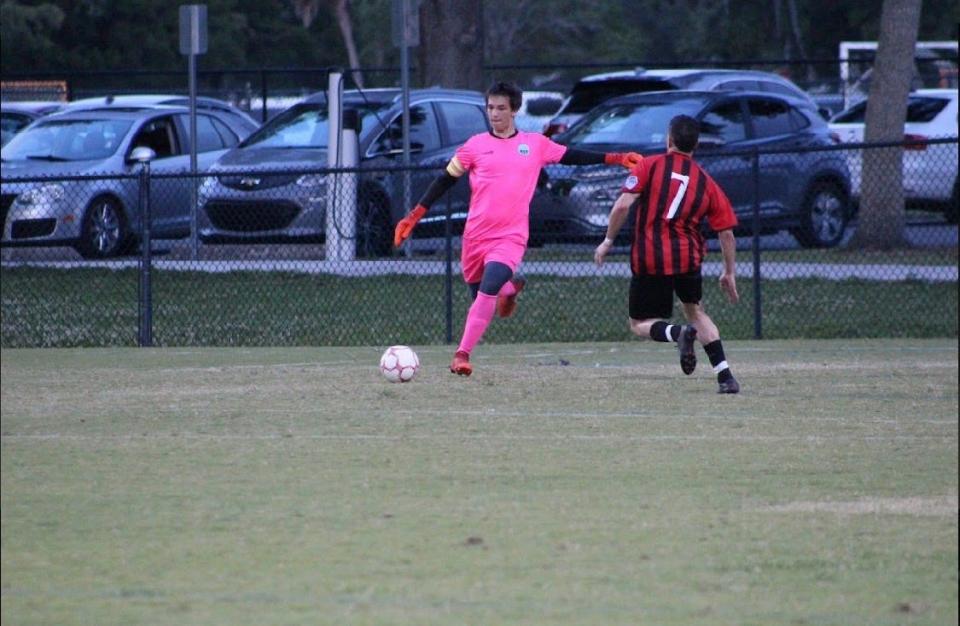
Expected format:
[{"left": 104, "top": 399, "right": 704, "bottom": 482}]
[
  {"left": 718, "top": 79, "right": 761, "bottom": 91},
  {"left": 2, "top": 118, "right": 133, "bottom": 161},
  {"left": 789, "top": 107, "right": 811, "bottom": 131},
  {"left": 210, "top": 117, "right": 239, "bottom": 147},
  {"left": 369, "top": 104, "right": 441, "bottom": 155},
  {"left": 758, "top": 81, "right": 801, "bottom": 98},
  {"left": 178, "top": 113, "right": 226, "bottom": 152},
  {"left": 831, "top": 102, "right": 867, "bottom": 124},
  {"left": 564, "top": 98, "right": 705, "bottom": 146},
  {"left": 748, "top": 99, "right": 793, "bottom": 137},
  {"left": 438, "top": 101, "right": 487, "bottom": 145},
  {"left": 906, "top": 96, "right": 949, "bottom": 123},
  {"left": 565, "top": 79, "right": 675, "bottom": 114},
  {"left": 132, "top": 116, "right": 178, "bottom": 158},
  {"left": 700, "top": 101, "right": 747, "bottom": 143}
]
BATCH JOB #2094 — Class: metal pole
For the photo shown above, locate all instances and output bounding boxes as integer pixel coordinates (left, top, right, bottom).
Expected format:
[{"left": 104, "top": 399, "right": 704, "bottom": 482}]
[
  {"left": 260, "top": 69, "right": 268, "bottom": 123},
  {"left": 751, "top": 148, "right": 762, "bottom": 340},
  {"left": 138, "top": 162, "right": 153, "bottom": 347},
  {"left": 400, "top": 0, "right": 412, "bottom": 257},
  {"left": 189, "top": 52, "right": 199, "bottom": 260}
]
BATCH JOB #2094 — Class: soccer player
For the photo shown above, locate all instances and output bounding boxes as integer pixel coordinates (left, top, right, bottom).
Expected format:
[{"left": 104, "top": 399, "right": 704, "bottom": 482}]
[
  {"left": 394, "top": 81, "right": 641, "bottom": 376},
  {"left": 593, "top": 114, "right": 741, "bottom": 394}
]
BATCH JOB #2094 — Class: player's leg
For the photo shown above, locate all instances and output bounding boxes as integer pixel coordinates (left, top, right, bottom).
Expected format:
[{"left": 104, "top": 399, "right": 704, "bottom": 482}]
[
  {"left": 493, "top": 240, "right": 528, "bottom": 318},
  {"left": 456, "top": 260, "right": 512, "bottom": 354},
  {"left": 678, "top": 274, "right": 738, "bottom": 393},
  {"left": 627, "top": 274, "right": 680, "bottom": 340}
]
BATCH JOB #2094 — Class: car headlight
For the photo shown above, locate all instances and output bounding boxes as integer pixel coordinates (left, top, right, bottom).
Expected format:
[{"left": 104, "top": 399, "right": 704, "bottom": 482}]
[
  {"left": 296, "top": 174, "right": 327, "bottom": 188},
  {"left": 16, "top": 183, "right": 65, "bottom": 206}
]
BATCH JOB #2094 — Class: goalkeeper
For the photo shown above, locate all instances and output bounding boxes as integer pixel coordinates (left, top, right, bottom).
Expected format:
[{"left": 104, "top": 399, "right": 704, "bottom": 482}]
[{"left": 394, "top": 81, "right": 641, "bottom": 376}]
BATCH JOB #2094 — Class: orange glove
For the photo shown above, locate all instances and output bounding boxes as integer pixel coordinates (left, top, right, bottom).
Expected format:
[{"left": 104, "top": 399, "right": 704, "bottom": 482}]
[
  {"left": 394, "top": 204, "right": 428, "bottom": 247},
  {"left": 604, "top": 152, "right": 643, "bottom": 169}
]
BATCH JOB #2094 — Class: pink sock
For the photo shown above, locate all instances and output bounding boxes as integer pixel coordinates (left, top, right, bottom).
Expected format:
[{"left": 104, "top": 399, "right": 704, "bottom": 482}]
[
  {"left": 457, "top": 292, "right": 497, "bottom": 354},
  {"left": 498, "top": 280, "right": 517, "bottom": 298}
]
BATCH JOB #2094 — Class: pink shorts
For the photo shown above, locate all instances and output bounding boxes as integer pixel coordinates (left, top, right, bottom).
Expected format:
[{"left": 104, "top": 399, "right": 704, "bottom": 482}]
[{"left": 460, "top": 236, "right": 526, "bottom": 284}]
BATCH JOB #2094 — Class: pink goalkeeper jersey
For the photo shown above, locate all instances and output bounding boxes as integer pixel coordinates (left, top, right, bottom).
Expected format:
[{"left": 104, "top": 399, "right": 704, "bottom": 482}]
[{"left": 449, "top": 131, "right": 567, "bottom": 242}]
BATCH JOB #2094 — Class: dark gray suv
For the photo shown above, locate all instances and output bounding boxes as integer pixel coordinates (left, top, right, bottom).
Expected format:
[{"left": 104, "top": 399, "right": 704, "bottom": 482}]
[
  {"left": 544, "top": 68, "right": 830, "bottom": 137},
  {"left": 531, "top": 90, "right": 852, "bottom": 248},
  {"left": 198, "top": 88, "right": 490, "bottom": 256}
]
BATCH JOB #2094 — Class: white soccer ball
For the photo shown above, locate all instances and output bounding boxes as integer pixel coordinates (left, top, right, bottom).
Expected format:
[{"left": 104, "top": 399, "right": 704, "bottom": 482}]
[{"left": 379, "top": 345, "right": 420, "bottom": 383}]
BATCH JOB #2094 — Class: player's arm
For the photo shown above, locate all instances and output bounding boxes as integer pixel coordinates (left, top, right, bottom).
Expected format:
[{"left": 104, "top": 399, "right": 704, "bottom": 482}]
[
  {"left": 706, "top": 181, "right": 739, "bottom": 303},
  {"left": 394, "top": 157, "right": 465, "bottom": 247},
  {"left": 560, "top": 148, "right": 643, "bottom": 169},
  {"left": 717, "top": 229, "right": 739, "bottom": 303},
  {"left": 594, "top": 192, "right": 636, "bottom": 266}
]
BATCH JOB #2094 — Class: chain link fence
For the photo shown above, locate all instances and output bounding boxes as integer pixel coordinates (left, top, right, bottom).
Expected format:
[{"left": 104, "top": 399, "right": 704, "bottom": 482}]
[{"left": 2, "top": 139, "right": 956, "bottom": 348}]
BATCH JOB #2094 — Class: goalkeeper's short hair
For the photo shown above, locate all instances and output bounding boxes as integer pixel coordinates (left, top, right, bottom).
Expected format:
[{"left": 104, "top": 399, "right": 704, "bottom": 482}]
[{"left": 486, "top": 81, "right": 523, "bottom": 112}]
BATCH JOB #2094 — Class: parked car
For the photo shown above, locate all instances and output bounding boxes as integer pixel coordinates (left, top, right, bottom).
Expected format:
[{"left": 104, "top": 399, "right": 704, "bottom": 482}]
[
  {"left": 1, "top": 101, "right": 64, "bottom": 146},
  {"left": 1, "top": 105, "right": 249, "bottom": 258},
  {"left": 197, "top": 87, "right": 491, "bottom": 256},
  {"left": 544, "top": 68, "right": 831, "bottom": 137},
  {"left": 828, "top": 88, "right": 958, "bottom": 222},
  {"left": 514, "top": 90, "right": 564, "bottom": 132},
  {"left": 61, "top": 94, "right": 260, "bottom": 138},
  {"left": 531, "top": 90, "right": 852, "bottom": 248}
]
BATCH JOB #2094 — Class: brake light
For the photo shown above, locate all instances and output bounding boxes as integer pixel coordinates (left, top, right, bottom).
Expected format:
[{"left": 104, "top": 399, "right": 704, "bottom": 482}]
[
  {"left": 904, "top": 133, "right": 928, "bottom": 150},
  {"left": 543, "top": 122, "right": 567, "bottom": 137}
]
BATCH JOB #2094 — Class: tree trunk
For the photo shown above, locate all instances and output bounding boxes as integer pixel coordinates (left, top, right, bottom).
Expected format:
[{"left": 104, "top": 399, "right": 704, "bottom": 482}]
[
  {"left": 330, "top": 0, "right": 363, "bottom": 87},
  {"left": 849, "top": 0, "right": 921, "bottom": 250},
  {"left": 416, "top": 0, "right": 484, "bottom": 90}
]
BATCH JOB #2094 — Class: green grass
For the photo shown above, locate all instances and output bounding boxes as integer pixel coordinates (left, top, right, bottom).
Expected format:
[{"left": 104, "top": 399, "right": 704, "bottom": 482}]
[
  {"left": 1, "top": 340, "right": 957, "bottom": 625},
  {"left": 1, "top": 267, "right": 957, "bottom": 347}
]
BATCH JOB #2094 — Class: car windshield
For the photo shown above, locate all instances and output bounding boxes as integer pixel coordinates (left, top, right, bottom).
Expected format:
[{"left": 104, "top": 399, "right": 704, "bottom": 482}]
[
  {"left": 1, "top": 118, "right": 132, "bottom": 161},
  {"left": 831, "top": 96, "right": 951, "bottom": 124},
  {"left": 240, "top": 101, "right": 389, "bottom": 149},
  {"left": 564, "top": 98, "right": 704, "bottom": 147}
]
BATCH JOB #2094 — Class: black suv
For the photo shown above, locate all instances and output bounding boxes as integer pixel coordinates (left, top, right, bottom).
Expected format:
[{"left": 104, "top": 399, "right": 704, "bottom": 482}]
[{"left": 531, "top": 90, "right": 852, "bottom": 248}]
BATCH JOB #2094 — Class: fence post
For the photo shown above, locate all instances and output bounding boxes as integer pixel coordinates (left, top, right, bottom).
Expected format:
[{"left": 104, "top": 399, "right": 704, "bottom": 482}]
[
  {"left": 132, "top": 147, "right": 156, "bottom": 347},
  {"left": 751, "top": 147, "right": 762, "bottom": 340}
]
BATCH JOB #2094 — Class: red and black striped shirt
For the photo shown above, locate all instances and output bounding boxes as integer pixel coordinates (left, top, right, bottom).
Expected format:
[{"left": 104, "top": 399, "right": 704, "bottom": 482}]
[{"left": 621, "top": 152, "right": 737, "bottom": 276}]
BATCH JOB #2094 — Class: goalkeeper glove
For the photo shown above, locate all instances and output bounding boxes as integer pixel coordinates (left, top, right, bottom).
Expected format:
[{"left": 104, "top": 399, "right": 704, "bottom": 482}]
[
  {"left": 604, "top": 152, "right": 643, "bottom": 169},
  {"left": 394, "top": 204, "right": 428, "bottom": 247}
]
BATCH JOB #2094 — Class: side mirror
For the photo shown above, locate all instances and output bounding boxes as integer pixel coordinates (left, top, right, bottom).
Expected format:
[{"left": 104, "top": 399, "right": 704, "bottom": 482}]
[{"left": 128, "top": 146, "right": 156, "bottom": 163}]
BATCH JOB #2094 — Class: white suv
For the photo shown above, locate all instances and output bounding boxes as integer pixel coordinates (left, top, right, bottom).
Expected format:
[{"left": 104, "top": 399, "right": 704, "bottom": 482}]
[{"left": 829, "top": 88, "right": 958, "bottom": 222}]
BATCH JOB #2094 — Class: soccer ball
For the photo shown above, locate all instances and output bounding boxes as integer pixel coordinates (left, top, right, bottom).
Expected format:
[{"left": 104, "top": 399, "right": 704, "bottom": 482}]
[{"left": 379, "top": 345, "right": 420, "bottom": 383}]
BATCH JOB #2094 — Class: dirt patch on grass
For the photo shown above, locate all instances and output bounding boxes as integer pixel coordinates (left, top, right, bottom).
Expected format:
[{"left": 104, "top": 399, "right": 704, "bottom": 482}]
[{"left": 761, "top": 495, "right": 957, "bottom": 517}]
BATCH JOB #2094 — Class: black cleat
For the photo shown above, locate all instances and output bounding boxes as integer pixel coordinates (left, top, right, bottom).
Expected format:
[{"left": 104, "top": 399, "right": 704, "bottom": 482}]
[
  {"left": 678, "top": 325, "right": 697, "bottom": 375},
  {"left": 717, "top": 376, "right": 740, "bottom": 394}
]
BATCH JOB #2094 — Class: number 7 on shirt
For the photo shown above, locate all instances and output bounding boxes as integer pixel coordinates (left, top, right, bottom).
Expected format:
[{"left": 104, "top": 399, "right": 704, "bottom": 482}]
[{"left": 665, "top": 172, "right": 689, "bottom": 219}]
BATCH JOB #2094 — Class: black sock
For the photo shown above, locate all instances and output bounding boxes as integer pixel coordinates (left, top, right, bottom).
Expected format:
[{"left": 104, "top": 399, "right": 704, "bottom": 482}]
[
  {"left": 650, "top": 321, "right": 681, "bottom": 343},
  {"left": 703, "top": 339, "right": 733, "bottom": 383}
]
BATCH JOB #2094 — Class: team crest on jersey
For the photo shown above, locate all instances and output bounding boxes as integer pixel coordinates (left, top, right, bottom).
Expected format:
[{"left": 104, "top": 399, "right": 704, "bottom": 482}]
[
  {"left": 624, "top": 175, "right": 638, "bottom": 188},
  {"left": 517, "top": 143, "right": 530, "bottom": 156}
]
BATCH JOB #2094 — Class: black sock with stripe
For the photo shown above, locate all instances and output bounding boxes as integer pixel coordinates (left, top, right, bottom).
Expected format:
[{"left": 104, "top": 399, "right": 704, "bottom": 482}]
[
  {"left": 650, "top": 321, "right": 682, "bottom": 343},
  {"left": 703, "top": 340, "right": 733, "bottom": 383}
]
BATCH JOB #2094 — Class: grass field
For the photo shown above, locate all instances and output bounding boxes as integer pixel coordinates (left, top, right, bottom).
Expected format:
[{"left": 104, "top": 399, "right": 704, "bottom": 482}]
[{"left": 1, "top": 339, "right": 957, "bottom": 625}]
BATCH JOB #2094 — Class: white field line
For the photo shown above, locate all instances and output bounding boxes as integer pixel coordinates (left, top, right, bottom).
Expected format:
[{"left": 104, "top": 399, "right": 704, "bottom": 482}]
[{"left": 1, "top": 433, "right": 955, "bottom": 442}]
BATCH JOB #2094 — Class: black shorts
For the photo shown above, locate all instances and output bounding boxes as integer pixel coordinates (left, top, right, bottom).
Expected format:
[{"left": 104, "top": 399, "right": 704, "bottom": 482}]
[{"left": 629, "top": 271, "right": 703, "bottom": 320}]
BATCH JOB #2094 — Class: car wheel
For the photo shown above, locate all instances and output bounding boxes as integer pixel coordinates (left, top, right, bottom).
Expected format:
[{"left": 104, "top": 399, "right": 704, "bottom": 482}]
[
  {"left": 791, "top": 181, "right": 848, "bottom": 248},
  {"left": 355, "top": 187, "right": 392, "bottom": 257},
  {"left": 945, "top": 179, "right": 959, "bottom": 224},
  {"left": 75, "top": 196, "right": 130, "bottom": 259}
]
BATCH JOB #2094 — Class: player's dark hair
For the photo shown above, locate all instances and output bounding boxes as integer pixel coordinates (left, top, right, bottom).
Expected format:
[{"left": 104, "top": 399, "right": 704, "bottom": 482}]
[
  {"left": 486, "top": 81, "right": 523, "bottom": 112},
  {"left": 669, "top": 115, "right": 700, "bottom": 153}
]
